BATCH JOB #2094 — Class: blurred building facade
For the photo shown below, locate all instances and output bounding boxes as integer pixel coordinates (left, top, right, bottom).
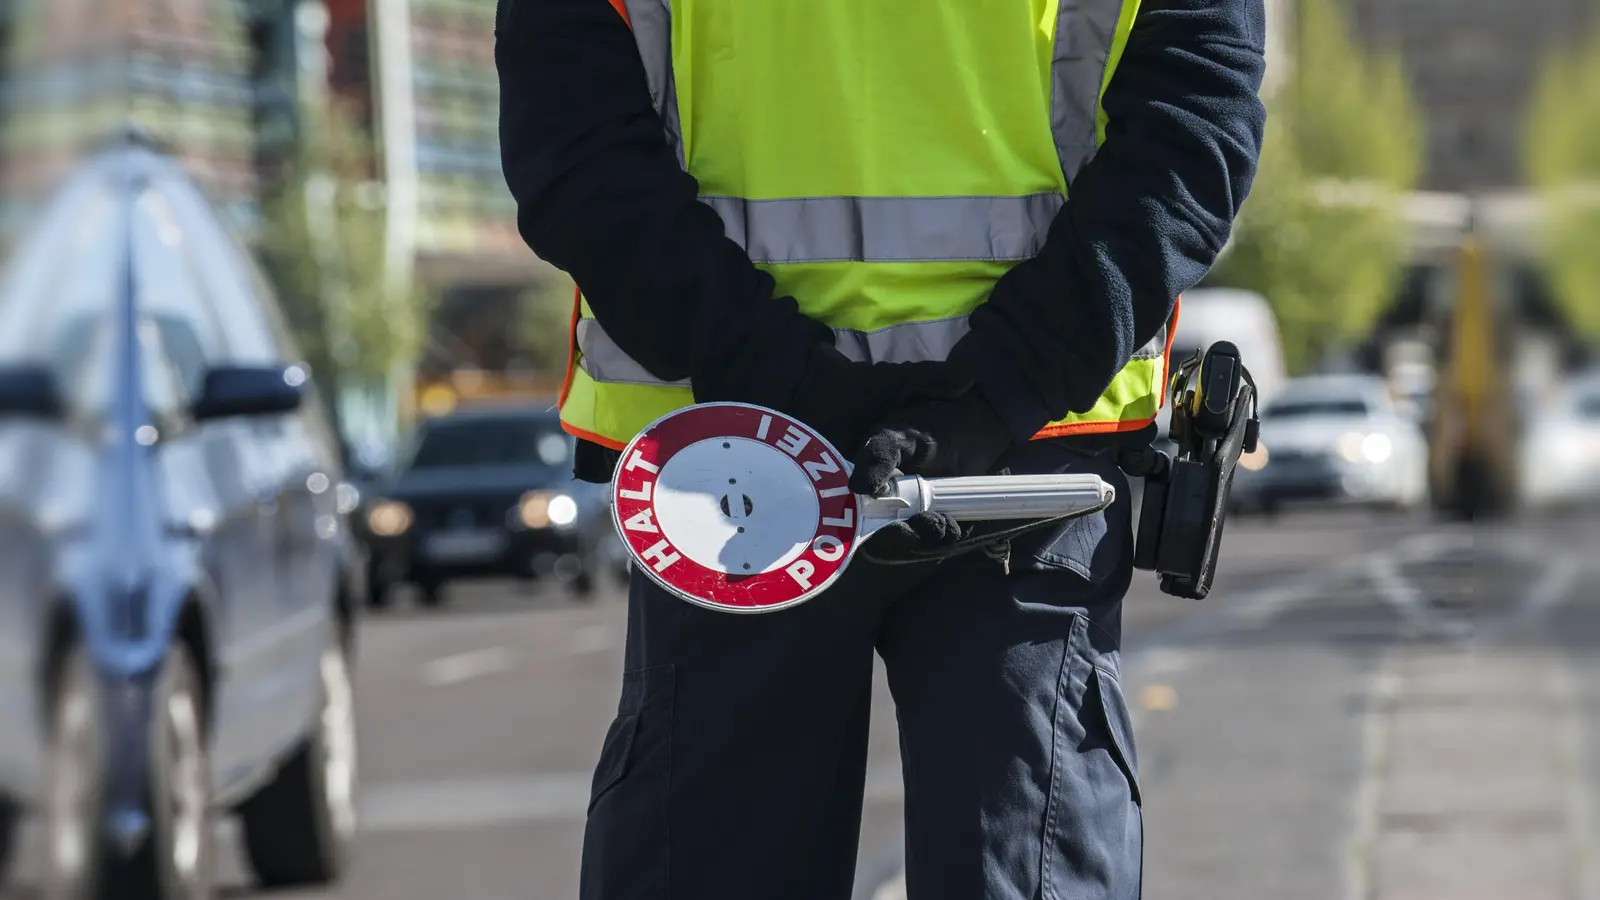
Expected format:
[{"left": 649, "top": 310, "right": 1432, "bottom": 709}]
[
  {"left": 0, "top": 0, "right": 268, "bottom": 242},
  {"left": 0, "top": 0, "right": 563, "bottom": 436},
  {"left": 334, "top": 0, "right": 563, "bottom": 409}
]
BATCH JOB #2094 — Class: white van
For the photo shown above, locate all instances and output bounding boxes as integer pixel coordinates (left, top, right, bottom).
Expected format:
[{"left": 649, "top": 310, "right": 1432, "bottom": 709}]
[{"left": 1157, "top": 287, "right": 1287, "bottom": 436}]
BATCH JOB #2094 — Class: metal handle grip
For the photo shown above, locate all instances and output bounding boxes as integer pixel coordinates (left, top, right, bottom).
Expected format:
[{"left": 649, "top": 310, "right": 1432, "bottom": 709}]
[
  {"left": 859, "top": 473, "right": 1114, "bottom": 524},
  {"left": 927, "top": 473, "right": 1114, "bottom": 520}
]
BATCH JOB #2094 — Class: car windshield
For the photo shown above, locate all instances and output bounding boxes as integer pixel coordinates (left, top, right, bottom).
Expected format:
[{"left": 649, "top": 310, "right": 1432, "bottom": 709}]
[
  {"left": 407, "top": 417, "right": 572, "bottom": 470},
  {"left": 1264, "top": 397, "right": 1369, "bottom": 420}
]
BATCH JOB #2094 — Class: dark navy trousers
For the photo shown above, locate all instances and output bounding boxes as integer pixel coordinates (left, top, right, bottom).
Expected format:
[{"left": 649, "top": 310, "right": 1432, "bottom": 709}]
[{"left": 579, "top": 443, "right": 1143, "bottom": 900}]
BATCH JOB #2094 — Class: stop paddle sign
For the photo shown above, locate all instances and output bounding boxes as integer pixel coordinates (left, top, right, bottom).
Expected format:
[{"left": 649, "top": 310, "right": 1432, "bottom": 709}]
[
  {"left": 611, "top": 403, "right": 1116, "bottom": 613},
  {"left": 611, "top": 403, "right": 858, "bottom": 613}
]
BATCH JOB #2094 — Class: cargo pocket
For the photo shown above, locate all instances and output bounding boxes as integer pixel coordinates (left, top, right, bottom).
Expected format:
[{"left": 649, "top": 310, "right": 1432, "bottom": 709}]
[
  {"left": 580, "top": 665, "right": 675, "bottom": 898},
  {"left": 587, "top": 664, "right": 674, "bottom": 813},
  {"left": 587, "top": 714, "right": 640, "bottom": 813},
  {"left": 1088, "top": 666, "right": 1141, "bottom": 807},
  {"left": 997, "top": 445, "right": 1131, "bottom": 586},
  {"left": 1041, "top": 619, "right": 1143, "bottom": 900}
]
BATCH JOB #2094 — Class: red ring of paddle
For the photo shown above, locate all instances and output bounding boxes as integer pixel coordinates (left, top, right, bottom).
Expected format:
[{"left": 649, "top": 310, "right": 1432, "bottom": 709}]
[{"left": 611, "top": 403, "right": 859, "bottom": 612}]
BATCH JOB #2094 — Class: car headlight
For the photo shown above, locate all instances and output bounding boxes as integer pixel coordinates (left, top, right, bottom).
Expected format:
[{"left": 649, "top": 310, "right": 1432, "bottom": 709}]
[
  {"left": 517, "top": 491, "right": 580, "bottom": 529},
  {"left": 367, "top": 500, "right": 413, "bottom": 537},
  {"left": 1337, "top": 432, "right": 1392, "bottom": 465},
  {"left": 550, "top": 494, "right": 579, "bottom": 526}
]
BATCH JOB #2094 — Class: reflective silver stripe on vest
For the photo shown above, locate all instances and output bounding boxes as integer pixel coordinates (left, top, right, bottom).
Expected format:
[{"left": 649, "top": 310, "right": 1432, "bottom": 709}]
[
  {"left": 575, "top": 319, "right": 690, "bottom": 386},
  {"left": 597, "top": 0, "right": 1151, "bottom": 390},
  {"left": 576, "top": 316, "right": 1167, "bottom": 386},
  {"left": 703, "top": 193, "right": 1064, "bottom": 265},
  {"left": 621, "top": 0, "right": 1128, "bottom": 261},
  {"left": 1053, "top": 0, "right": 1127, "bottom": 184},
  {"left": 622, "top": 0, "right": 685, "bottom": 168}
]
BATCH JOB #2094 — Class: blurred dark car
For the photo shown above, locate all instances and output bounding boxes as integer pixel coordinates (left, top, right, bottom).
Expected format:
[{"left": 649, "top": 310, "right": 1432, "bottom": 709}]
[
  {"left": 358, "top": 405, "right": 624, "bottom": 608},
  {"left": 0, "top": 141, "right": 363, "bottom": 897}
]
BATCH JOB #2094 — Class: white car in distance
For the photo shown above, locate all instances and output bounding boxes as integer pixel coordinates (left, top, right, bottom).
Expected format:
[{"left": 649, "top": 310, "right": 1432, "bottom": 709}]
[
  {"left": 1232, "top": 374, "right": 1429, "bottom": 515},
  {"left": 1520, "top": 371, "right": 1600, "bottom": 511}
]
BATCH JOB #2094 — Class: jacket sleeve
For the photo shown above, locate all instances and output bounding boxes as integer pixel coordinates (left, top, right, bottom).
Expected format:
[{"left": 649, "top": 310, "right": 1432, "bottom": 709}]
[
  {"left": 949, "top": 0, "right": 1269, "bottom": 441},
  {"left": 494, "top": 0, "right": 832, "bottom": 407}
]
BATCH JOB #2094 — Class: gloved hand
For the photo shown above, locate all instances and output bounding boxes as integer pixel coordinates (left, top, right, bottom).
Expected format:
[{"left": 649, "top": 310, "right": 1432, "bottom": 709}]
[
  {"left": 848, "top": 391, "right": 1014, "bottom": 557},
  {"left": 785, "top": 344, "right": 972, "bottom": 456}
]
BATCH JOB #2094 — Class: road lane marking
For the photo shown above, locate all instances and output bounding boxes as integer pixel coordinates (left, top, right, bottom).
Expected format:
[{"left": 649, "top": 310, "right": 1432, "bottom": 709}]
[
  {"left": 1136, "top": 648, "right": 1195, "bottom": 678},
  {"left": 1342, "top": 653, "right": 1398, "bottom": 900},
  {"left": 420, "top": 647, "right": 517, "bottom": 687},
  {"left": 1364, "top": 554, "right": 1425, "bottom": 625},
  {"left": 1522, "top": 556, "right": 1582, "bottom": 621},
  {"left": 569, "top": 623, "right": 621, "bottom": 655},
  {"left": 1555, "top": 660, "right": 1597, "bottom": 900},
  {"left": 362, "top": 776, "right": 591, "bottom": 831},
  {"left": 360, "top": 764, "right": 906, "bottom": 833}
]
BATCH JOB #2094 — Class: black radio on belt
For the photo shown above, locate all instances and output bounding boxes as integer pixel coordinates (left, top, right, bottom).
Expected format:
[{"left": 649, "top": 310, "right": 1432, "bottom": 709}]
[{"left": 1118, "top": 341, "right": 1260, "bottom": 600}]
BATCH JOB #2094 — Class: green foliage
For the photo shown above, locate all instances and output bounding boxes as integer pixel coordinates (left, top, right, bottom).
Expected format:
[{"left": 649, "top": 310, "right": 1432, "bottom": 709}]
[
  {"left": 1206, "top": 0, "right": 1423, "bottom": 374},
  {"left": 1524, "top": 28, "right": 1600, "bottom": 341},
  {"left": 258, "top": 98, "right": 435, "bottom": 394},
  {"left": 516, "top": 271, "right": 578, "bottom": 377}
]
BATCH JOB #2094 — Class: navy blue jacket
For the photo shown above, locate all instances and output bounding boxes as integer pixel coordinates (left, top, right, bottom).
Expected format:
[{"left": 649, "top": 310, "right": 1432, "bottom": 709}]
[{"left": 496, "top": 0, "right": 1268, "bottom": 482}]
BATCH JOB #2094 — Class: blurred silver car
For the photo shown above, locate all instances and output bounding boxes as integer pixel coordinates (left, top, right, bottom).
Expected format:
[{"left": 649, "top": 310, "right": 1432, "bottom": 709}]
[
  {"left": 1233, "top": 374, "right": 1429, "bottom": 514},
  {"left": 1520, "top": 372, "right": 1600, "bottom": 510}
]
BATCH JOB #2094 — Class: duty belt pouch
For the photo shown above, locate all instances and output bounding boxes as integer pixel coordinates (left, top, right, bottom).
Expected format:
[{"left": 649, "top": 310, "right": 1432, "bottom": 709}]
[
  {"left": 1131, "top": 341, "right": 1259, "bottom": 600},
  {"left": 1140, "top": 396, "right": 1249, "bottom": 598}
]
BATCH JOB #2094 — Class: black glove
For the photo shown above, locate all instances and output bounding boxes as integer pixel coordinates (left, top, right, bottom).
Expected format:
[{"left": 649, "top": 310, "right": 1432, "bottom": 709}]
[
  {"left": 784, "top": 344, "right": 972, "bottom": 455},
  {"left": 848, "top": 391, "right": 1014, "bottom": 556}
]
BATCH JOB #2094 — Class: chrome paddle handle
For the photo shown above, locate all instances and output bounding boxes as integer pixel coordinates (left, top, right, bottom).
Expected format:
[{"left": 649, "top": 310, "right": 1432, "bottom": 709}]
[{"left": 857, "top": 473, "right": 1114, "bottom": 525}]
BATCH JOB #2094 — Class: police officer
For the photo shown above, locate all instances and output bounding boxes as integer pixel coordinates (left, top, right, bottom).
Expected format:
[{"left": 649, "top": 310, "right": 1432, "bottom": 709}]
[{"left": 497, "top": 0, "right": 1266, "bottom": 895}]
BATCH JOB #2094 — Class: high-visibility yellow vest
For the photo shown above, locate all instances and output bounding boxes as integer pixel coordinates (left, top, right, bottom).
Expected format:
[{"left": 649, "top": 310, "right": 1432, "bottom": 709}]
[{"left": 560, "top": 0, "right": 1177, "bottom": 451}]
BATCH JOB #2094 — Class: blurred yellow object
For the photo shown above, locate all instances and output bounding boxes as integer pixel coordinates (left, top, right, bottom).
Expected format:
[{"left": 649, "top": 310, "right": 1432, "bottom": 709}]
[
  {"left": 368, "top": 501, "right": 414, "bottom": 538},
  {"left": 1140, "top": 684, "right": 1179, "bottom": 712},
  {"left": 1239, "top": 442, "right": 1269, "bottom": 471},
  {"left": 412, "top": 372, "right": 562, "bottom": 418},
  {"left": 419, "top": 385, "right": 457, "bottom": 417},
  {"left": 518, "top": 491, "right": 579, "bottom": 530},
  {"left": 1426, "top": 233, "right": 1520, "bottom": 518},
  {"left": 517, "top": 492, "right": 552, "bottom": 529}
]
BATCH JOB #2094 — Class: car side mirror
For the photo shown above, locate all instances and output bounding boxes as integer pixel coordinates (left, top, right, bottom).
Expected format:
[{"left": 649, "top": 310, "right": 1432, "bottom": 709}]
[
  {"left": 191, "top": 364, "right": 307, "bottom": 422},
  {"left": 0, "top": 365, "right": 65, "bottom": 420}
]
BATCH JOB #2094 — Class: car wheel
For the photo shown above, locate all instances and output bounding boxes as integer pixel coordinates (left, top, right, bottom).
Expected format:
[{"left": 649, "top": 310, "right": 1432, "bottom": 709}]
[
  {"left": 238, "top": 637, "right": 358, "bottom": 888},
  {"left": 44, "top": 643, "right": 215, "bottom": 900},
  {"left": 137, "top": 642, "right": 216, "bottom": 900},
  {"left": 41, "top": 644, "right": 103, "bottom": 900},
  {"left": 365, "top": 577, "right": 395, "bottom": 611},
  {"left": 416, "top": 579, "right": 448, "bottom": 610},
  {"left": 568, "top": 567, "right": 597, "bottom": 601}
]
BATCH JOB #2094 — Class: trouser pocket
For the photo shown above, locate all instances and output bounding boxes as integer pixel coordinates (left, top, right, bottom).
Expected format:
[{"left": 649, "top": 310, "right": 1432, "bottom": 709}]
[
  {"left": 1042, "top": 617, "right": 1143, "bottom": 900},
  {"left": 992, "top": 443, "right": 1133, "bottom": 585},
  {"left": 580, "top": 665, "right": 675, "bottom": 900}
]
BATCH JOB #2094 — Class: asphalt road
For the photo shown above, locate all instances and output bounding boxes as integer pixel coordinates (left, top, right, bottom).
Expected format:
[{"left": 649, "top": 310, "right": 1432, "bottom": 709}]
[{"left": 6, "top": 503, "right": 1599, "bottom": 899}]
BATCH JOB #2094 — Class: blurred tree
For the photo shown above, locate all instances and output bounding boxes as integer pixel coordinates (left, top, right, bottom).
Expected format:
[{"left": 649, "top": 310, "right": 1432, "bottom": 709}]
[
  {"left": 257, "top": 96, "right": 436, "bottom": 431},
  {"left": 1524, "top": 28, "right": 1600, "bottom": 341},
  {"left": 1205, "top": 0, "right": 1423, "bottom": 374},
  {"left": 516, "top": 272, "right": 578, "bottom": 378}
]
